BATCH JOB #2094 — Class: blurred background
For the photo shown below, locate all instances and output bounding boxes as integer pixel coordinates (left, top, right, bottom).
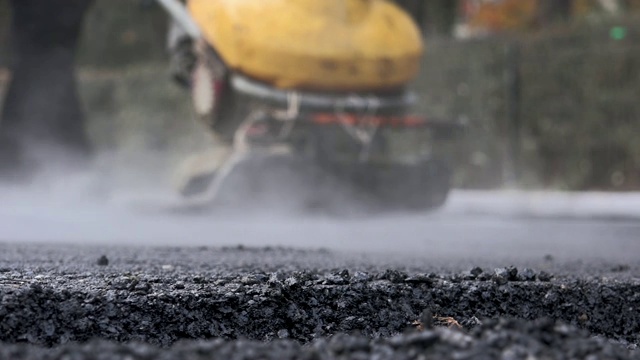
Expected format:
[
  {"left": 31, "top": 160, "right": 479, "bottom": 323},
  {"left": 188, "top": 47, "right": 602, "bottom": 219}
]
[{"left": 0, "top": 0, "right": 638, "bottom": 193}]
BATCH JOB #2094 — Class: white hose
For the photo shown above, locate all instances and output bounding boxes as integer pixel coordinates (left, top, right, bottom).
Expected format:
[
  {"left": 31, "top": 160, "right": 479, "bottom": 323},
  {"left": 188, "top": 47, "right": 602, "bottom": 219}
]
[{"left": 155, "top": 0, "right": 202, "bottom": 39}]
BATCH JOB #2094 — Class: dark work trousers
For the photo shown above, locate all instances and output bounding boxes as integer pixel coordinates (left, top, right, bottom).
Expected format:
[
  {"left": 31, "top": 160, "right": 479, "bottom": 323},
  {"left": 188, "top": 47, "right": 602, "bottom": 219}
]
[{"left": 0, "top": 0, "right": 94, "bottom": 179}]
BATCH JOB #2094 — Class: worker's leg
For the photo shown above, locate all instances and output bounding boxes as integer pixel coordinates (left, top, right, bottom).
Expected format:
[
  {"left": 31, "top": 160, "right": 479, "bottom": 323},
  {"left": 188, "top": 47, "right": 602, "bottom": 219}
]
[{"left": 0, "top": 0, "right": 94, "bottom": 179}]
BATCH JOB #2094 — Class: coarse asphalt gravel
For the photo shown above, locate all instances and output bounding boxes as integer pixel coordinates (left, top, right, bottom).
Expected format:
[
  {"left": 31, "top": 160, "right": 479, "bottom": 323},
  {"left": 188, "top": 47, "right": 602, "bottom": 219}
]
[{"left": 1, "top": 243, "right": 639, "bottom": 359}]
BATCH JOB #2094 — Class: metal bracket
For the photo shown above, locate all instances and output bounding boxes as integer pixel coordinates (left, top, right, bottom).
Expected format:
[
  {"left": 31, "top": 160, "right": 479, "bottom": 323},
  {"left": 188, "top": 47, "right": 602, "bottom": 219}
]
[{"left": 230, "top": 74, "right": 416, "bottom": 112}]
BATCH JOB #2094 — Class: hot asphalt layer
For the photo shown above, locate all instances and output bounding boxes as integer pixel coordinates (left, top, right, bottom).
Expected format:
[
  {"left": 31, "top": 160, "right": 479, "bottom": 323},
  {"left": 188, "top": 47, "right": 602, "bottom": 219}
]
[
  {"left": 0, "top": 243, "right": 639, "bottom": 359},
  {"left": 2, "top": 180, "right": 640, "bottom": 358}
]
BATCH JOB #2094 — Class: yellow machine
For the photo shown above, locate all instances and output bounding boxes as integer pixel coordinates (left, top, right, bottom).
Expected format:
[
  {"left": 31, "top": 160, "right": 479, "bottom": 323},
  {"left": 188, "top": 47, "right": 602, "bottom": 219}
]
[
  {"left": 187, "top": 0, "right": 424, "bottom": 92},
  {"left": 155, "top": 0, "right": 459, "bottom": 212}
]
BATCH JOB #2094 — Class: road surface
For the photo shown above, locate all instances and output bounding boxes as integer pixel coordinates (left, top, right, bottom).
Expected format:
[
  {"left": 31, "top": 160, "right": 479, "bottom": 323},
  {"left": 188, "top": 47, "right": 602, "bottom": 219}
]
[
  {"left": 1, "top": 181, "right": 639, "bottom": 264},
  {"left": 1, "top": 180, "right": 640, "bottom": 359}
]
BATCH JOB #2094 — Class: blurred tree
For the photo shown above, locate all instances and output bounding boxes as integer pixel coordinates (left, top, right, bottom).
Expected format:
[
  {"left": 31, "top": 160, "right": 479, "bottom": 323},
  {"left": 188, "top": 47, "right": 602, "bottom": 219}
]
[
  {"left": 423, "top": 0, "right": 460, "bottom": 36},
  {"left": 572, "top": 0, "right": 640, "bottom": 18},
  {"left": 596, "top": 0, "right": 640, "bottom": 12},
  {"left": 462, "top": 0, "right": 582, "bottom": 34},
  {"left": 467, "top": 0, "right": 538, "bottom": 32},
  {"left": 534, "top": 0, "right": 573, "bottom": 26},
  {"left": 394, "top": 0, "right": 459, "bottom": 36},
  {"left": 573, "top": 0, "right": 599, "bottom": 16},
  {"left": 628, "top": 0, "right": 640, "bottom": 10}
]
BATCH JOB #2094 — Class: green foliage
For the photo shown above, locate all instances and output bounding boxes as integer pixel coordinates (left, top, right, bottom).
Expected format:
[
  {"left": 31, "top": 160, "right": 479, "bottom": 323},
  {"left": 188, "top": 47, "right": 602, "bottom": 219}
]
[{"left": 414, "top": 17, "right": 640, "bottom": 190}]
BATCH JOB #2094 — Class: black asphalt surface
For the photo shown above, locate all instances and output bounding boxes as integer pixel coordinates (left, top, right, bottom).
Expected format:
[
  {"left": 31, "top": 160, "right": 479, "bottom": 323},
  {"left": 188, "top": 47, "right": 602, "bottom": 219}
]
[
  {"left": 2, "top": 168, "right": 640, "bottom": 359},
  {"left": 1, "top": 236, "right": 639, "bottom": 359}
]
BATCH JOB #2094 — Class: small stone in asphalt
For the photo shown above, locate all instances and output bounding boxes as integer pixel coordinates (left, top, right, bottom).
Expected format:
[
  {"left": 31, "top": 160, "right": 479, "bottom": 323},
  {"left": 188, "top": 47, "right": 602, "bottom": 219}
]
[
  {"left": 492, "top": 274, "right": 508, "bottom": 285},
  {"left": 96, "top": 255, "right": 109, "bottom": 266},
  {"left": 538, "top": 271, "right": 553, "bottom": 282},
  {"left": 519, "top": 268, "right": 536, "bottom": 281},
  {"left": 323, "top": 274, "right": 348, "bottom": 285},
  {"left": 492, "top": 268, "right": 510, "bottom": 285},
  {"left": 404, "top": 274, "right": 433, "bottom": 285},
  {"left": 351, "top": 271, "right": 370, "bottom": 282},
  {"left": 470, "top": 267, "right": 483, "bottom": 277},
  {"left": 380, "top": 269, "right": 408, "bottom": 283},
  {"left": 494, "top": 266, "right": 519, "bottom": 281}
]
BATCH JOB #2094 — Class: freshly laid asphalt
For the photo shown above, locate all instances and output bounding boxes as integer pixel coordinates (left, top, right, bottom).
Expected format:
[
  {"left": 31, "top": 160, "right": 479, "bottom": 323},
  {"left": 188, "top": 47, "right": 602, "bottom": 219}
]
[
  {"left": 1, "top": 238, "right": 639, "bottom": 359},
  {"left": 1, "top": 181, "right": 640, "bottom": 359}
]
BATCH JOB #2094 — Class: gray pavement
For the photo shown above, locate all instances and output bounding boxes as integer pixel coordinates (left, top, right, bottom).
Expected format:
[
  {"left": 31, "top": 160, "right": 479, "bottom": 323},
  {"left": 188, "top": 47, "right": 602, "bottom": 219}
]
[{"left": 1, "top": 183, "right": 639, "bottom": 266}]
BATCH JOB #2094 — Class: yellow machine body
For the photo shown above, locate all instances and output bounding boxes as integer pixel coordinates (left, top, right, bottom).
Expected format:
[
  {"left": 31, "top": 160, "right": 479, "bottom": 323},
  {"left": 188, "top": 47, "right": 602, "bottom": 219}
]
[{"left": 187, "top": 0, "right": 424, "bottom": 92}]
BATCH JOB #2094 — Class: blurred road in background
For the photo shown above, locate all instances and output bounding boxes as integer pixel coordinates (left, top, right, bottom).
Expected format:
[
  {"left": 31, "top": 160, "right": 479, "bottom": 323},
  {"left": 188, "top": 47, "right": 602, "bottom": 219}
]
[{"left": 1, "top": 182, "right": 638, "bottom": 264}]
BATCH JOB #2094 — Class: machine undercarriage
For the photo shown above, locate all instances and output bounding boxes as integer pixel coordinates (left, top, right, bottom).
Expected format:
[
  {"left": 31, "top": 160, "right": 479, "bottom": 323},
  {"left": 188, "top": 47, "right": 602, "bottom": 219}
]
[{"left": 155, "top": 0, "right": 464, "bottom": 213}]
